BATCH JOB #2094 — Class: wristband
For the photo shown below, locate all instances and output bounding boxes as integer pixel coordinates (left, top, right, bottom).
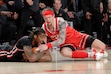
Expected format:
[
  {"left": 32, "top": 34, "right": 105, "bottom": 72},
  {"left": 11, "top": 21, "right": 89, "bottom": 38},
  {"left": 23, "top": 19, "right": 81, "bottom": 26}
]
[
  {"left": 35, "top": 47, "right": 40, "bottom": 51},
  {"left": 32, "top": 47, "right": 40, "bottom": 53},
  {"left": 47, "top": 43, "right": 52, "bottom": 49}
]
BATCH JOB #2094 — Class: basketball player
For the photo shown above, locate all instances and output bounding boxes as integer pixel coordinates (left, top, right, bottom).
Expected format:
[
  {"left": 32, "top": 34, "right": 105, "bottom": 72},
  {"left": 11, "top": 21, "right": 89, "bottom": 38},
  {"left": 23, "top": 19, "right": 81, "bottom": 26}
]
[
  {"left": 38, "top": 7, "right": 108, "bottom": 61},
  {"left": 0, "top": 28, "right": 52, "bottom": 62}
]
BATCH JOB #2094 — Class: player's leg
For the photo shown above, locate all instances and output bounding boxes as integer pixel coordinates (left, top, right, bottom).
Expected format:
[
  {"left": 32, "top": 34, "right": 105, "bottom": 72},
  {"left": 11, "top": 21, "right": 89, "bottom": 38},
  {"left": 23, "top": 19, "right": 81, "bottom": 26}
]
[
  {"left": 60, "top": 45, "right": 103, "bottom": 61},
  {"left": 0, "top": 45, "right": 10, "bottom": 61},
  {"left": 91, "top": 39, "right": 105, "bottom": 52},
  {"left": 82, "top": 35, "right": 108, "bottom": 60},
  {"left": 91, "top": 39, "right": 108, "bottom": 58},
  {"left": 85, "top": 35, "right": 108, "bottom": 58},
  {"left": 60, "top": 45, "right": 88, "bottom": 58},
  {"left": 60, "top": 47, "right": 88, "bottom": 58}
]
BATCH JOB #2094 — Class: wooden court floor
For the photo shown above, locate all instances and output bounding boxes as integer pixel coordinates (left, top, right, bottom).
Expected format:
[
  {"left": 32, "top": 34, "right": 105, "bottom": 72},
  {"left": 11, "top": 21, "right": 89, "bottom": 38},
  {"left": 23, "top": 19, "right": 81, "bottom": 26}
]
[{"left": 0, "top": 49, "right": 111, "bottom": 74}]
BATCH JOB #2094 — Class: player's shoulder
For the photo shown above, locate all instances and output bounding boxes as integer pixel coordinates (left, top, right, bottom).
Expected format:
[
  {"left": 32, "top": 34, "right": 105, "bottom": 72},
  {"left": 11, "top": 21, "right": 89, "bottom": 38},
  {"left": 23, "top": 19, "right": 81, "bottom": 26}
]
[
  {"left": 20, "top": 36, "right": 29, "bottom": 40},
  {"left": 57, "top": 17, "right": 66, "bottom": 26},
  {"left": 57, "top": 17, "right": 65, "bottom": 22},
  {"left": 16, "top": 36, "right": 31, "bottom": 46},
  {"left": 18, "top": 36, "right": 30, "bottom": 42}
]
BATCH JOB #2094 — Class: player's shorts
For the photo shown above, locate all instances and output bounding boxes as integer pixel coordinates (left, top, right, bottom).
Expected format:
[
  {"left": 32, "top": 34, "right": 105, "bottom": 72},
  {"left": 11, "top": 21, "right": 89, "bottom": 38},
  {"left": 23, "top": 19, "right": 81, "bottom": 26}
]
[
  {"left": 85, "top": 36, "right": 95, "bottom": 47},
  {"left": 0, "top": 45, "right": 12, "bottom": 61},
  {"left": 0, "top": 44, "right": 24, "bottom": 62},
  {"left": 60, "top": 36, "right": 95, "bottom": 51}
]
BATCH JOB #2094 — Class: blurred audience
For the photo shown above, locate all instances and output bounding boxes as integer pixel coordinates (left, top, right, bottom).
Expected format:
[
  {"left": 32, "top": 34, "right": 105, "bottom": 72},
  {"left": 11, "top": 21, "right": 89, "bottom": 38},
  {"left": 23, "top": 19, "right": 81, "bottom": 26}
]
[
  {"left": 0, "top": 0, "right": 17, "bottom": 43},
  {"left": 39, "top": 0, "right": 53, "bottom": 10},
  {"left": 106, "top": 0, "right": 111, "bottom": 46},
  {"left": 16, "top": 0, "right": 43, "bottom": 40},
  {"left": 81, "top": 0, "right": 108, "bottom": 41},
  {"left": 52, "top": 0, "right": 69, "bottom": 21}
]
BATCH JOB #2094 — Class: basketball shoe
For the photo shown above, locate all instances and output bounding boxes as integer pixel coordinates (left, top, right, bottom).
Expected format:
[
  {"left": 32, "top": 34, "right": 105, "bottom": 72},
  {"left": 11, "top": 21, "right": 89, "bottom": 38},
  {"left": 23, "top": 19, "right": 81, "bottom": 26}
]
[
  {"left": 94, "top": 52, "right": 103, "bottom": 61},
  {"left": 88, "top": 51, "right": 103, "bottom": 61},
  {"left": 91, "top": 48, "right": 108, "bottom": 58},
  {"left": 100, "top": 49, "right": 108, "bottom": 58}
]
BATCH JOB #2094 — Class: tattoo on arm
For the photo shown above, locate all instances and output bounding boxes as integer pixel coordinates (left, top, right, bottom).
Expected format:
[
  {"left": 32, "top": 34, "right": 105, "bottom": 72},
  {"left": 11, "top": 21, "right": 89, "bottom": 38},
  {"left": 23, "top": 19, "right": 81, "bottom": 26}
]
[
  {"left": 51, "top": 18, "right": 66, "bottom": 47},
  {"left": 23, "top": 46, "right": 46, "bottom": 62},
  {"left": 23, "top": 46, "right": 33, "bottom": 57}
]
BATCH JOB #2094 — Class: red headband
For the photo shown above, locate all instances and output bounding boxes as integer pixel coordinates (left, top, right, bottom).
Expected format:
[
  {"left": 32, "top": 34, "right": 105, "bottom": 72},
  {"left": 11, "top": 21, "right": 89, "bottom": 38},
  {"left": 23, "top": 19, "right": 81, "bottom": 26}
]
[{"left": 42, "top": 10, "right": 54, "bottom": 16}]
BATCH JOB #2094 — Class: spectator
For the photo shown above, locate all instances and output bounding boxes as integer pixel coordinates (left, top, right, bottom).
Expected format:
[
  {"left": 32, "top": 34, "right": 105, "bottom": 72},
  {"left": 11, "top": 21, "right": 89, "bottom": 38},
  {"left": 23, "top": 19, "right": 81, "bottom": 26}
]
[
  {"left": 0, "top": 0, "right": 17, "bottom": 43},
  {"left": 67, "top": 0, "right": 84, "bottom": 30},
  {"left": 3, "top": 0, "right": 24, "bottom": 37},
  {"left": 60, "top": 0, "right": 71, "bottom": 12},
  {"left": 81, "top": 0, "right": 108, "bottom": 41},
  {"left": 39, "top": 0, "right": 53, "bottom": 10},
  {"left": 16, "top": 0, "right": 43, "bottom": 40},
  {"left": 106, "top": 0, "right": 111, "bottom": 46},
  {"left": 68, "top": 0, "right": 82, "bottom": 13},
  {"left": 52, "top": 0, "right": 69, "bottom": 21},
  {"left": 99, "top": 2, "right": 108, "bottom": 45},
  {"left": 3, "top": 0, "right": 23, "bottom": 12}
]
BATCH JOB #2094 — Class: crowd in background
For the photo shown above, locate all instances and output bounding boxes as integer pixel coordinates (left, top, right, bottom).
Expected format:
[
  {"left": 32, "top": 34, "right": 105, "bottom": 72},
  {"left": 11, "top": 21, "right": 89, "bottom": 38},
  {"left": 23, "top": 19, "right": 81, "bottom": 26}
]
[{"left": 0, "top": 0, "right": 111, "bottom": 47}]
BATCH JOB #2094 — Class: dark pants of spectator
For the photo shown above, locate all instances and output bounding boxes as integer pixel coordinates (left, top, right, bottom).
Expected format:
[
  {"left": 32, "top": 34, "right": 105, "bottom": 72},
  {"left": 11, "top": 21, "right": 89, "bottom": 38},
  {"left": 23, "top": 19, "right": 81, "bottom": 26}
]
[
  {"left": 16, "top": 9, "right": 43, "bottom": 40},
  {"left": 83, "top": 11, "right": 103, "bottom": 40},
  {"left": 0, "top": 22, "right": 17, "bottom": 42},
  {"left": 101, "top": 23, "right": 108, "bottom": 44}
]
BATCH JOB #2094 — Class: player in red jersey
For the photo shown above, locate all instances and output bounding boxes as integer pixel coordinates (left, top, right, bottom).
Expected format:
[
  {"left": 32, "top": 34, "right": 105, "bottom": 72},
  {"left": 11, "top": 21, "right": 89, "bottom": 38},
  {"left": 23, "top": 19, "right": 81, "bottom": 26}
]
[{"left": 39, "top": 7, "right": 108, "bottom": 61}]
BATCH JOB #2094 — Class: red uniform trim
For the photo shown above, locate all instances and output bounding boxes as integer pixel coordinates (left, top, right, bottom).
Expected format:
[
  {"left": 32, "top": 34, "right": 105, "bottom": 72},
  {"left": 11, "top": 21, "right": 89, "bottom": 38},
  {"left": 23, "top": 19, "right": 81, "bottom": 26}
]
[{"left": 47, "top": 43, "right": 52, "bottom": 49}]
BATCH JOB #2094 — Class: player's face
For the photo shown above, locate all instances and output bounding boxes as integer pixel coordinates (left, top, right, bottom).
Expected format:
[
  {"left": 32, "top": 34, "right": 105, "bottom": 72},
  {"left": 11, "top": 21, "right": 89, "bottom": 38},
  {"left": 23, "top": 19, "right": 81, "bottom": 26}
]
[
  {"left": 34, "top": 33, "right": 47, "bottom": 45},
  {"left": 43, "top": 15, "right": 54, "bottom": 26}
]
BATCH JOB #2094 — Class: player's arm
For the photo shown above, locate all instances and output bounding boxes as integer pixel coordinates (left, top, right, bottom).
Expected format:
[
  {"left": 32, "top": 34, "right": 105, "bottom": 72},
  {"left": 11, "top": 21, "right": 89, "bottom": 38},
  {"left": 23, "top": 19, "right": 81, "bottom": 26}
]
[
  {"left": 39, "top": 17, "right": 66, "bottom": 51},
  {"left": 52, "top": 17, "right": 66, "bottom": 45},
  {"left": 47, "top": 17, "right": 66, "bottom": 48},
  {"left": 37, "top": 49, "right": 52, "bottom": 62},
  {"left": 23, "top": 46, "right": 51, "bottom": 62}
]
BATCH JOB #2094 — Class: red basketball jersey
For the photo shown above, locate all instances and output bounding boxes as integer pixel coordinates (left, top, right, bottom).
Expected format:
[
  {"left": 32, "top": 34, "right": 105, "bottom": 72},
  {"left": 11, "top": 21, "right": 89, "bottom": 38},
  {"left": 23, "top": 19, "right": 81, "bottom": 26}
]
[{"left": 42, "top": 17, "right": 89, "bottom": 49}]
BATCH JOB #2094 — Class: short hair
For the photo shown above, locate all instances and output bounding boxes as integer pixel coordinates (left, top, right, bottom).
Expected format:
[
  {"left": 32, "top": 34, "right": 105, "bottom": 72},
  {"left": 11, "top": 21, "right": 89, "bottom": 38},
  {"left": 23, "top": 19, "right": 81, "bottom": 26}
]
[
  {"left": 29, "top": 27, "right": 45, "bottom": 40},
  {"left": 53, "top": 0, "right": 61, "bottom": 3}
]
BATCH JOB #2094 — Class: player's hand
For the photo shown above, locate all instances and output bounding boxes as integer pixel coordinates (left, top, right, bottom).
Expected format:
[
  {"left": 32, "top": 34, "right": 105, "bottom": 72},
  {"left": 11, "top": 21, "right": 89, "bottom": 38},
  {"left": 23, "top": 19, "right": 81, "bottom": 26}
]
[
  {"left": 38, "top": 44, "right": 48, "bottom": 52},
  {"left": 32, "top": 47, "right": 40, "bottom": 53}
]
